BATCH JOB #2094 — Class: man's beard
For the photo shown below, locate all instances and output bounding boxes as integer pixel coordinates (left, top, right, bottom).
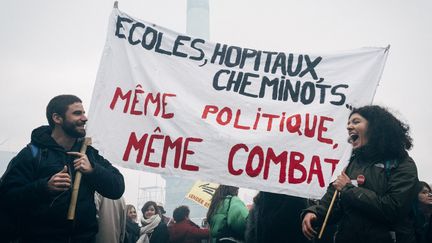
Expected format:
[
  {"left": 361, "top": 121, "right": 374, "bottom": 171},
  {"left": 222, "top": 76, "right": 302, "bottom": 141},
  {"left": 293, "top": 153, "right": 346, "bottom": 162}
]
[{"left": 62, "top": 120, "right": 86, "bottom": 138}]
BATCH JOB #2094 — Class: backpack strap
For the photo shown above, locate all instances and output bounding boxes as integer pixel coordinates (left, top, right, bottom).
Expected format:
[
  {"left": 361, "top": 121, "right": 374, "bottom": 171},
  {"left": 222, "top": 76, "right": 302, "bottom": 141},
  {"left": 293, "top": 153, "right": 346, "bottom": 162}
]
[
  {"left": 226, "top": 196, "right": 233, "bottom": 214},
  {"left": 26, "top": 143, "right": 47, "bottom": 179},
  {"left": 385, "top": 160, "right": 391, "bottom": 179},
  {"left": 29, "top": 143, "right": 40, "bottom": 159},
  {"left": 224, "top": 196, "right": 234, "bottom": 233},
  {"left": 1, "top": 144, "right": 39, "bottom": 185},
  {"left": 384, "top": 160, "right": 398, "bottom": 180}
]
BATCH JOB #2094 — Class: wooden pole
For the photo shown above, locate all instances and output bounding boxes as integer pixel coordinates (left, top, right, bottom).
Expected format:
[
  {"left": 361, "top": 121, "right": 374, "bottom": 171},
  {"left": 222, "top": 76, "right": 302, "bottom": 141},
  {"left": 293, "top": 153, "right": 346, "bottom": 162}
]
[
  {"left": 67, "top": 137, "right": 92, "bottom": 220},
  {"left": 318, "top": 190, "right": 338, "bottom": 239}
]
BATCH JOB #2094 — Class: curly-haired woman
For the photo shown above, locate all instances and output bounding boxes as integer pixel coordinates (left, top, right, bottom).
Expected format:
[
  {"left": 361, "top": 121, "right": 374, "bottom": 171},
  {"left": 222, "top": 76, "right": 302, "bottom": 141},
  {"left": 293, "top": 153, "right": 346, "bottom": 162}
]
[{"left": 302, "top": 105, "right": 418, "bottom": 243}]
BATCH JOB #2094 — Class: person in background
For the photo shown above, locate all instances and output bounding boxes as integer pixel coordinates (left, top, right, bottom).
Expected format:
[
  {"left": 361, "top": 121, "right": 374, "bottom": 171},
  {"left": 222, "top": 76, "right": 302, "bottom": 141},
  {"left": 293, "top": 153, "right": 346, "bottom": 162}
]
[
  {"left": 137, "top": 200, "right": 169, "bottom": 243},
  {"left": 414, "top": 181, "right": 432, "bottom": 243},
  {"left": 158, "top": 203, "right": 173, "bottom": 226},
  {"left": 124, "top": 204, "right": 141, "bottom": 243},
  {"left": 168, "top": 205, "right": 209, "bottom": 243},
  {"left": 94, "top": 192, "right": 127, "bottom": 243},
  {"left": 0, "top": 94, "right": 125, "bottom": 243},
  {"left": 245, "top": 191, "right": 308, "bottom": 243},
  {"left": 302, "top": 105, "right": 418, "bottom": 243},
  {"left": 206, "top": 185, "right": 249, "bottom": 243}
]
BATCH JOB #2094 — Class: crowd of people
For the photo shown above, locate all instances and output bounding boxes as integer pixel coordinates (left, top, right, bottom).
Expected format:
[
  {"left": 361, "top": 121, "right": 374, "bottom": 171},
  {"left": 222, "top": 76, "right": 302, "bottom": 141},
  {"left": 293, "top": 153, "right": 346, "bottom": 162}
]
[{"left": 0, "top": 94, "right": 431, "bottom": 243}]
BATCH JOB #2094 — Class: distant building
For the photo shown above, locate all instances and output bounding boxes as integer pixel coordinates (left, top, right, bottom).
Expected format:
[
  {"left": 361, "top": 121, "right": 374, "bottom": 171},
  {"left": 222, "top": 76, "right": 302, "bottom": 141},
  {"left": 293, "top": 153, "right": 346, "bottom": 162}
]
[
  {"left": 163, "top": 176, "right": 208, "bottom": 225},
  {"left": 137, "top": 185, "right": 165, "bottom": 209}
]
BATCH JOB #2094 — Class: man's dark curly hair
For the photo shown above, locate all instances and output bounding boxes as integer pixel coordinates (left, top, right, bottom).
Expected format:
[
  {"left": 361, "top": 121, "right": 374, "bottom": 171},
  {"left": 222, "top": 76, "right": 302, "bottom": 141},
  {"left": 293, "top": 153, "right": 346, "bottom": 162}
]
[
  {"left": 173, "top": 205, "right": 190, "bottom": 222},
  {"left": 350, "top": 105, "right": 412, "bottom": 160},
  {"left": 46, "top": 94, "right": 82, "bottom": 128}
]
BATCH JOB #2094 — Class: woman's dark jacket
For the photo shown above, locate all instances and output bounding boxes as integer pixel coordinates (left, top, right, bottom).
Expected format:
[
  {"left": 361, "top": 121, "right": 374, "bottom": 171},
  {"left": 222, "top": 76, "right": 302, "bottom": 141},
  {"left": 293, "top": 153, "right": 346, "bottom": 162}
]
[
  {"left": 304, "top": 153, "right": 418, "bottom": 243},
  {"left": 413, "top": 206, "right": 432, "bottom": 243},
  {"left": 125, "top": 219, "right": 140, "bottom": 243},
  {"left": 150, "top": 221, "right": 169, "bottom": 243}
]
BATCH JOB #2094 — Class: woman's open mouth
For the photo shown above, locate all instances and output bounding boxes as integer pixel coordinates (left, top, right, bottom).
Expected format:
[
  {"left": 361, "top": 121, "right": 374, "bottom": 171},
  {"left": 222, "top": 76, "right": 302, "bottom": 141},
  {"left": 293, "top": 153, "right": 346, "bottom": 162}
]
[{"left": 348, "top": 134, "right": 359, "bottom": 144}]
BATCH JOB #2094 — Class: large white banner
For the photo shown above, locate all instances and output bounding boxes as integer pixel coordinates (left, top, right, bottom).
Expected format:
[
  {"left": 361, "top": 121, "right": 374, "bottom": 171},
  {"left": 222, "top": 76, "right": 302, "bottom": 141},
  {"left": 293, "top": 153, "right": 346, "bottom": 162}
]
[{"left": 87, "top": 8, "right": 389, "bottom": 199}]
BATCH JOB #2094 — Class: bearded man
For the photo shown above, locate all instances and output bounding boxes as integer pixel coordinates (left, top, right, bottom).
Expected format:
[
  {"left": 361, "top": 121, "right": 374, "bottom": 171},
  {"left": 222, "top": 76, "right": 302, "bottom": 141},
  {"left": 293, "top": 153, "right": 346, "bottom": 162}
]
[{"left": 0, "top": 94, "right": 125, "bottom": 243}]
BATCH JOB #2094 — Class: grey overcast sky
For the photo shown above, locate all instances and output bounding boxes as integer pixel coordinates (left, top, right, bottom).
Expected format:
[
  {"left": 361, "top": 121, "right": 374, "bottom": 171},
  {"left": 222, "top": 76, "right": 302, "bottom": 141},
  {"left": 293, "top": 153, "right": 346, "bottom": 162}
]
[{"left": 1, "top": 0, "right": 431, "bottom": 197}]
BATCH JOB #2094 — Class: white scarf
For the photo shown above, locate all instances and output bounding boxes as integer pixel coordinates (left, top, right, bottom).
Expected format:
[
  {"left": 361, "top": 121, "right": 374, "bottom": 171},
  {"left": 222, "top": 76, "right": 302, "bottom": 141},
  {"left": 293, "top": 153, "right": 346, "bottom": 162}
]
[{"left": 136, "top": 214, "right": 161, "bottom": 243}]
